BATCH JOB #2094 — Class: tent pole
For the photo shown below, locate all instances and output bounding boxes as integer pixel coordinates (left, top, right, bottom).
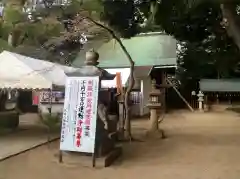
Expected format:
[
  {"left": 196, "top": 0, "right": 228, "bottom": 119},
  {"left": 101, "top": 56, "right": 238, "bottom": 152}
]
[{"left": 48, "top": 88, "right": 53, "bottom": 115}]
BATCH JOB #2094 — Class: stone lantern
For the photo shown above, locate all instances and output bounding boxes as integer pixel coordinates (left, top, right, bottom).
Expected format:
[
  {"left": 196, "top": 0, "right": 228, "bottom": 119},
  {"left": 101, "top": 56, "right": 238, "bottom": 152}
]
[
  {"left": 197, "top": 91, "right": 204, "bottom": 111},
  {"left": 147, "top": 79, "right": 161, "bottom": 135},
  {"left": 85, "top": 49, "right": 100, "bottom": 66}
]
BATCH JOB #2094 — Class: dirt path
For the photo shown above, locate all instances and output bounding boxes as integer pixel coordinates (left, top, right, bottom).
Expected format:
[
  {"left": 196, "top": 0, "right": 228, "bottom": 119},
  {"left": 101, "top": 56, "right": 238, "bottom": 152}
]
[
  {"left": 1, "top": 111, "right": 240, "bottom": 179},
  {"left": 0, "top": 113, "right": 59, "bottom": 161}
]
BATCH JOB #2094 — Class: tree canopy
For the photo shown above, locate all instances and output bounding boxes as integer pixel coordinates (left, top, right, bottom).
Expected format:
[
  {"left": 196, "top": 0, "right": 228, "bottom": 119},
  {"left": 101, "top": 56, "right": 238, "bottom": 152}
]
[
  {"left": 0, "top": 0, "right": 109, "bottom": 64},
  {"left": 0, "top": 0, "right": 240, "bottom": 80},
  {"left": 97, "top": 0, "right": 240, "bottom": 79},
  {"left": 171, "top": 2, "right": 240, "bottom": 80}
]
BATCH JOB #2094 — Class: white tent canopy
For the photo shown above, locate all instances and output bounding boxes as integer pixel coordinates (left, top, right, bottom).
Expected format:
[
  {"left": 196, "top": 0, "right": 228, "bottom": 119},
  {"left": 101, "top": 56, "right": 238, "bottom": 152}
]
[
  {"left": 0, "top": 51, "right": 153, "bottom": 90},
  {"left": 0, "top": 51, "right": 77, "bottom": 89}
]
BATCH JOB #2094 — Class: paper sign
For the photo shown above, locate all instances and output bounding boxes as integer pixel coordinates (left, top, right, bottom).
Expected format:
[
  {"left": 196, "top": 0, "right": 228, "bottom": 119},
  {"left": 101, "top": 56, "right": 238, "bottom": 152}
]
[{"left": 60, "top": 76, "right": 99, "bottom": 153}]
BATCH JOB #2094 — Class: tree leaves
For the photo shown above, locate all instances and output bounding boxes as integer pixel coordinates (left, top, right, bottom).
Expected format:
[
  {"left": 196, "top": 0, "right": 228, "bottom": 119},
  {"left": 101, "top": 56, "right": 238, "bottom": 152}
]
[{"left": 100, "top": 0, "right": 139, "bottom": 38}]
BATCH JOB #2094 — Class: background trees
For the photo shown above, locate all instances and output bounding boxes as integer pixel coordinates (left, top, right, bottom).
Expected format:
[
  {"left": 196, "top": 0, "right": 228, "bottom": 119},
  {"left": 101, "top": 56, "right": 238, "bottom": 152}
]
[
  {"left": 0, "top": 0, "right": 108, "bottom": 65},
  {"left": 0, "top": 0, "right": 239, "bottom": 79},
  {"left": 98, "top": 0, "right": 240, "bottom": 80},
  {"left": 170, "top": 2, "right": 240, "bottom": 80}
]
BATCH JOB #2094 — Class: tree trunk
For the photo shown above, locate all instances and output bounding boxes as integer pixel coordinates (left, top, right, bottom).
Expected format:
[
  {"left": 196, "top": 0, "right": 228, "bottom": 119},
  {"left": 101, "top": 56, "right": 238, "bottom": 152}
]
[
  {"left": 86, "top": 17, "right": 135, "bottom": 141},
  {"left": 118, "top": 101, "right": 125, "bottom": 139},
  {"left": 220, "top": 3, "right": 240, "bottom": 50},
  {"left": 124, "top": 64, "right": 135, "bottom": 140}
]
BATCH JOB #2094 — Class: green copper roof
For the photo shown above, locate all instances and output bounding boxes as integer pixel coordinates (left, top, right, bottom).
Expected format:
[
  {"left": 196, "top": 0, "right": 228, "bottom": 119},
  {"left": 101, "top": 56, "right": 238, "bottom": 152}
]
[
  {"left": 200, "top": 79, "right": 240, "bottom": 92},
  {"left": 73, "top": 33, "right": 177, "bottom": 68}
]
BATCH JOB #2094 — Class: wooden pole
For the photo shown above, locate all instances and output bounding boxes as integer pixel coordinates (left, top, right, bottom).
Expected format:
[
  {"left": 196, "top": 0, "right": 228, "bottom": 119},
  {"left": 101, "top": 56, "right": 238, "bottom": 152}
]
[
  {"left": 204, "top": 94, "right": 208, "bottom": 111},
  {"left": 166, "top": 79, "right": 194, "bottom": 112},
  {"left": 161, "top": 71, "right": 166, "bottom": 112},
  {"left": 48, "top": 88, "right": 53, "bottom": 115},
  {"left": 47, "top": 88, "right": 53, "bottom": 148}
]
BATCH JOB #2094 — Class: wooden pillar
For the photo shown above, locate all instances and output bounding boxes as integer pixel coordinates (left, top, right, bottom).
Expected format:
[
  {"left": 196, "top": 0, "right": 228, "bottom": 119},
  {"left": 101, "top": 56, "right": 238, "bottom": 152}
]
[
  {"left": 161, "top": 71, "right": 166, "bottom": 112},
  {"left": 204, "top": 94, "right": 208, "bottom": 111},
  {"left": 118, "top": 100, "right": 124, "bottom": 138}
]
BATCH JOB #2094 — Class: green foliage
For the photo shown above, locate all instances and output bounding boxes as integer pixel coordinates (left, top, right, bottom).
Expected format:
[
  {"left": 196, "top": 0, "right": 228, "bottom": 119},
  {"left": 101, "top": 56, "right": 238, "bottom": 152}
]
[
  {"left": 0, "top": 111, "right": 19, "bottom": 129},
  {"left": 97, "top": 0, "right": 240, "bottom": 81},
  {"left": 81, "top": 0, "right": 103, "bottom": 17},
  {"left": 3, "top": 7, "right": 24, "bottom": 25},
  {"left": 39, "top": 113, "right": 61, "bottom": 132},
  {"left": 156, "top": 1, "right": 219, "bottom": 42},
  {"left": 1, "top": 0, "right": 237, "bottom": 77},
  {"left": 0, "top": 39, "right": 13, "bottom": 51},
  {"left": 64, "top": 0, "right": 83, "bottom": 15},
  {"left": 0, "top": 23, "right": 12, "bottom": 40},
  {"left": 174, "top": 1, "right": 240, "bottom": 80},
  {"left": 0, "top": 0, "right": 81, "bottom": 63},
  {"left": 100, "top": 0, "right": 139, "bottom": 38},
  {"left": 178, "top": 43, "right": 239, "bottom": 80},
  {"left": 0, "top": 0, "right": 137, "bottom": 64}
]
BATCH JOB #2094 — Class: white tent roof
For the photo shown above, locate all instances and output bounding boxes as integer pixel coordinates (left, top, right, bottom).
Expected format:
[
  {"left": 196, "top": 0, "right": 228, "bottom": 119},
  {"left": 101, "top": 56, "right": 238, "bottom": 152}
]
[{"left": 0, "top": 51, "right": 77, "bottom": 89}]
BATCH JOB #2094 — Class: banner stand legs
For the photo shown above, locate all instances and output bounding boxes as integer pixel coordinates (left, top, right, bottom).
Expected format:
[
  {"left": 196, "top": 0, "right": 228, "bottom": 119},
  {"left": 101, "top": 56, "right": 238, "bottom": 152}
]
[
  {"left": 92, "top": 151, "right": 96, "bottom": 167},
  {"left": 92, "top": 101, "right": 98, "bottom": 168},
  {"left": 92, "top": 139, "right": 97, "bottom": 167},
  {"left": 59, "top": 150, "right": 63, "bottom": 163}
]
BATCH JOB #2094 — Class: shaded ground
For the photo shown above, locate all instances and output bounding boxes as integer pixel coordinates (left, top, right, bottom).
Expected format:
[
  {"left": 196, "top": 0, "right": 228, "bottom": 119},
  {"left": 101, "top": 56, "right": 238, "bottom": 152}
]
[
  {"left": 1, "top": 111, "right": 240, "bottom": 179},
  {"left": 0, "top": 114, "right": 59, "bottom": 161}
]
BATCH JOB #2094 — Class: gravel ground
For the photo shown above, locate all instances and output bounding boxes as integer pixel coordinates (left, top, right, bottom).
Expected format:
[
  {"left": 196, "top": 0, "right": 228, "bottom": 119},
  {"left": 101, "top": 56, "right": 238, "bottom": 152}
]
[{"left": 1, "top": 111, "right": 240, "bottom": 179}]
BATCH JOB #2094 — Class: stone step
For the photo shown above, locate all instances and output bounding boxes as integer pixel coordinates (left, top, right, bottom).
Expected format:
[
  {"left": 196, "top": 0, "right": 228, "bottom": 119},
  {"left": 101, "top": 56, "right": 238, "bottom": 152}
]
[{"left": 56, "top": 146, "right": 122, "bottom": 168}]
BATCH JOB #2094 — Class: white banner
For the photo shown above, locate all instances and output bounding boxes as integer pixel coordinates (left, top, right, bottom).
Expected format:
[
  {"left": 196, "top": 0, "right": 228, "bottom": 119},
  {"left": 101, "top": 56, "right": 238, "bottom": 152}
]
[{"left": 60, "top": 76, "right": 99, "bottom": 153}]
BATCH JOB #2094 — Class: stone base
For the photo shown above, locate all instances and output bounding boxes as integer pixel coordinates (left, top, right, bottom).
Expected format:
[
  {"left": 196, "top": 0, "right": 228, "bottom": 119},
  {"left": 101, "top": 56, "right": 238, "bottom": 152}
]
[
  {"left": 58, "top": 146, "right": 122, "bottom": 168},
  {"left": 101, "top": 146, "right": 122, "bottom": 167},
  {"left": 146, "top": 129, "right": 166, "bottom": 139}
]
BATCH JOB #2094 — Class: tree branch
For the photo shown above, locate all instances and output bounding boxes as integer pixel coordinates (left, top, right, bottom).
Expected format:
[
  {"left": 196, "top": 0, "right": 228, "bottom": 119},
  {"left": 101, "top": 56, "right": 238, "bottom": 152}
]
[
  {"left": 85, "top": 17, "right": 134, "bottom": 65},
  {"left": 85, "top": 16, "right": 135, "bottom": 140},
  {"left": 220, "top": 3, "right": 240, "bottom": 50}
]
